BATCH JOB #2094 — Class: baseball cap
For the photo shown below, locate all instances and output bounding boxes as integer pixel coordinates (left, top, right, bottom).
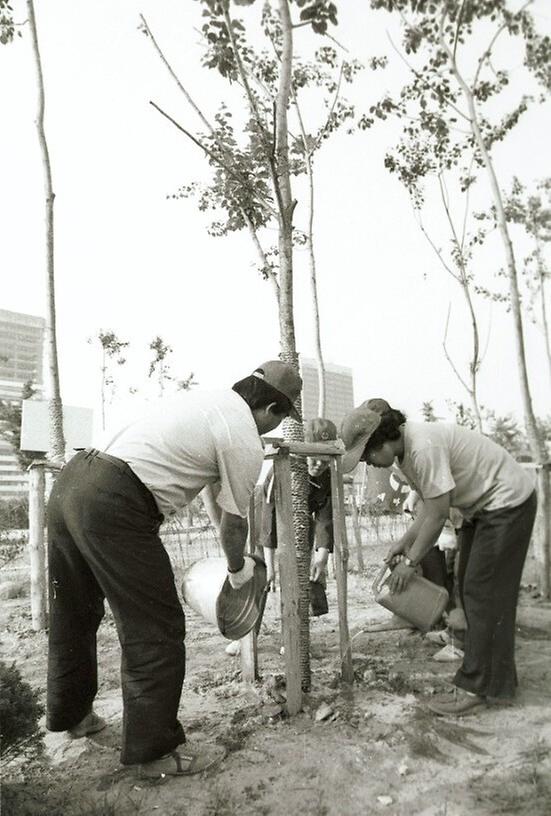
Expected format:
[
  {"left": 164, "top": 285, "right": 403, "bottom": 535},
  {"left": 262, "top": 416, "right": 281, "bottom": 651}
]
[
  {"left": 340, "top": 402, "right": 382, "bottom": 473},
  {"left": 305, "top": 417, "right": 338, "bottom": 443},
  {"left": 253, "top": 360, "right": 302, "bottom": 422},
  {"left": 365, "top": 398, "right": 392, "bottom": 415}
]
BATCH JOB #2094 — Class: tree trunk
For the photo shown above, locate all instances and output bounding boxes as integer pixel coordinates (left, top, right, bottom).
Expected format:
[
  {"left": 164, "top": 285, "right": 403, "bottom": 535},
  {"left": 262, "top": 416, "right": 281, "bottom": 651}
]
[
  {"left": 101, "top": 348, "right": 106, "bottom": 431},
  {"left": 444, "top": 40, "right": 550, "bottom": 597},
  {"left": 276, "top": 0, "right": 311, "bottom": 690},
  {"left": 306, "top": 161, "right": 326, "bottom": 417},
  {"left": 461, "top": 280, "right": 483, "bottom": 433},
  {"left": 536, "top": 247, "right": 551, "bottom": 390},
  {"left": 293, "top": 96, "right": 326, "bottom": 416},
  {"left": 28, "top": 0, "right": 65, "bottom": 463}
]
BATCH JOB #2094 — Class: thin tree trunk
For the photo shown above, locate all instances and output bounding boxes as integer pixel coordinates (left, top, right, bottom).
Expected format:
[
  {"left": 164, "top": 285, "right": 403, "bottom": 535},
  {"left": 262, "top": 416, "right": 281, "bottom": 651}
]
[
  {"left": 461, "top": 281, "right": 483, "bottom": 433},
  {"left": 101, "top": 348, "right": 106, "bottom": 431},
  {"left": 536, "top": 244, "right": 551, "bottom": 389},
  {"left": 28, "top": 0, "right": 65, "bottom": 463},
  {"left": 276, "top": 0, "right": 311, "bottom": 690},
  {"left": 437, "top": 174, "right": 483, "bottom": 432},
  {"left": 292, "top": 94, "right": 326, "bottom": 415},
  {"left": 442, "top": 31, "right": 549, "bottom": 596}
]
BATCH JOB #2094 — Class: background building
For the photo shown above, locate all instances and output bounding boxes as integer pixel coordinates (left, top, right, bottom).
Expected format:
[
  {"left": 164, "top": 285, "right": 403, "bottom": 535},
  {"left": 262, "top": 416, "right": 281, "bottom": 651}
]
[
  {"left": 0, "top": 309, "right": 45, "bottom": 499},
  {"left": 300, "top": 357, "right": 354, "bottom": 429}
]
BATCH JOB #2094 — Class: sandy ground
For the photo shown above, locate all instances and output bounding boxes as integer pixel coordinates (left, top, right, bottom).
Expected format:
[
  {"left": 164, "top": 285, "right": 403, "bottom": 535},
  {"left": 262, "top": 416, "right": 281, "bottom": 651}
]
[{"left": 2, "top": 539, "right": 551, "bottom": 816}]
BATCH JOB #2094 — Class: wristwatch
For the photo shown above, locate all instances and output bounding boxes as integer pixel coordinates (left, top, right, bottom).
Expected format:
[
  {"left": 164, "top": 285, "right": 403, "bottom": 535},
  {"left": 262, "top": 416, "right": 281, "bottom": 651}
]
[{"left": 403, "top": 556, "right": 417, "bottom": 568}]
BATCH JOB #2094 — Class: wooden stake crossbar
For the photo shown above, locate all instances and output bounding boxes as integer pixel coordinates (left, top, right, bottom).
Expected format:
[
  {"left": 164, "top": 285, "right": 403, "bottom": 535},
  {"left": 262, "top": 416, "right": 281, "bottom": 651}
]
[
  {"left": 241, "top": 439, "right": 354, "bottom": 713},
  {"left": 240, "top": 494, "right": 260, "bottom": 683}
]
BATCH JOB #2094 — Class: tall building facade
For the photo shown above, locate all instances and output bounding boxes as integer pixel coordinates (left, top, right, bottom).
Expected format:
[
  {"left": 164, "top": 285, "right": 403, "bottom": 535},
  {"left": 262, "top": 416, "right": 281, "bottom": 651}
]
[
  {"left": 0, "top": 309, "right": 45, "bottom": 499},
  {"left": 300, "top": 357, "right": 354, "bottom": 429}
]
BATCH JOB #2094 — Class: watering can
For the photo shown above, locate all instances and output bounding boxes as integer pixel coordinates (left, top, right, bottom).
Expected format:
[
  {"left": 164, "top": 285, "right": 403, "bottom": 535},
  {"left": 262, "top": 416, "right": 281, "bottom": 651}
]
[
  {"left": 181, "top": 555, "right": 267, "bottom": 640},
  {"left": 372, "top": 564, "right": 449, "bottom": 632}
]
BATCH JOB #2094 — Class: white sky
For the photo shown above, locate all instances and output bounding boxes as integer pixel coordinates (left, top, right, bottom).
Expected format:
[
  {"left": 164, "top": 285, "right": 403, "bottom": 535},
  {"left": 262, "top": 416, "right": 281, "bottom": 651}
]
[{"left": 1, "top": 0, "right": 550, "bottom": 436}]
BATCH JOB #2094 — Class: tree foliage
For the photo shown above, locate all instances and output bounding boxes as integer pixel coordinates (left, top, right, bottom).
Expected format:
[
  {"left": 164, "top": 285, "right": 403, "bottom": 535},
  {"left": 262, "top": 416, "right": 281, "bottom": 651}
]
[
  {"left": 0, "top": 0, "right": 18, "bottom": 45},
  {"left": 504, "top": 177, "right": 551, "bottom": 318},
  {"left": 88, "top": 330, "right": 129, "bottom": 430},
  {"left": 0, "top": 660, "right": 44, "bottom": 761},
  {"left": 366, "top": 0, "right": 549, "bottom": 204},
  {"left": 163, "top": 0, "right": 362, "bottom": 280}
]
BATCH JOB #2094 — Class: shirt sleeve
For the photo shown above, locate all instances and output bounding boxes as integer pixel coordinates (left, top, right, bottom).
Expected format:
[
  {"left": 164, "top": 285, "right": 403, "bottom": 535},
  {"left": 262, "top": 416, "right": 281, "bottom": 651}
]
[
  {"left": 411, "top": 446, "right": 455, "bottom": 500},
  {"left": 215, "top": 443, "right": 264, "bottom": 518}
]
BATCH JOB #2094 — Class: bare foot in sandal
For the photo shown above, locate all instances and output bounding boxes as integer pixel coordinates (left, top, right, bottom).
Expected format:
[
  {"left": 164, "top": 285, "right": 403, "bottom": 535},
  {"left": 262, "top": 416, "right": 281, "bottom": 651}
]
[
  {"left": 139, "top": 744, "right": 226, "bottom": 779},
  {"left": 68, "top": 709, "right": 107, "bottom": 739}
]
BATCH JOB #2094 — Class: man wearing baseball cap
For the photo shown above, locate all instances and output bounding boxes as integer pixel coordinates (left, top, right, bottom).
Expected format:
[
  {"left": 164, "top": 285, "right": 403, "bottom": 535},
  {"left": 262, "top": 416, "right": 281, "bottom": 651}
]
[
  {"left": 46, "top": 360, "right": 301, "bottom": 778},
  {"left": 340, "top": 397, "right": 537, "bottom": 716},
  {"left": 260, "top": 416, "right": 338, "bottom": 606}
]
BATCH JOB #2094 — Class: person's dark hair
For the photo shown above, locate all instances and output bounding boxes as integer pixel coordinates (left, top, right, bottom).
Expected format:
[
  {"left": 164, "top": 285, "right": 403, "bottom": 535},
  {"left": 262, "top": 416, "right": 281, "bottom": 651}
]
[
  {"left": 232, "top": 375, "right": 292, "bottom": 415},
  {"left": 362, "top": 408, "right": 406, "bottom": 457}
]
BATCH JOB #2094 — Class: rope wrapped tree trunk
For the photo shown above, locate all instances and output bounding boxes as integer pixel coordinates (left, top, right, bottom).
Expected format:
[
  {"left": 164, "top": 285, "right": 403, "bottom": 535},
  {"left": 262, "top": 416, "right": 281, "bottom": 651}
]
[{"left": 280, "top": 349, "right": 311, "bottom": 692}]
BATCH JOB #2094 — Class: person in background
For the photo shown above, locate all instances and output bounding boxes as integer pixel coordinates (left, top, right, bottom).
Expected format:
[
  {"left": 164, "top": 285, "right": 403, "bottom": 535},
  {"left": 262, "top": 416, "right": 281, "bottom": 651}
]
[
  {"left": 340, "top": 398, "right": 536, "bottom": 716},
  {"left": 46, "top": 360, "right": 301, "bottom": 778},
  {"left": 225, "top": 417, "right": 338, "bottom": 657},
  {"left": 261, "top": 417, "right": 337, "bottom": 603}
]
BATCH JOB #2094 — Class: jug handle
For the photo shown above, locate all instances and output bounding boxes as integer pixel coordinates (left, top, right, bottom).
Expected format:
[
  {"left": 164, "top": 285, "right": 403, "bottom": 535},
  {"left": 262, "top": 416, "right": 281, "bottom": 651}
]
[{"left": 372, "top": 563, "right": 389, "bottom": 595}]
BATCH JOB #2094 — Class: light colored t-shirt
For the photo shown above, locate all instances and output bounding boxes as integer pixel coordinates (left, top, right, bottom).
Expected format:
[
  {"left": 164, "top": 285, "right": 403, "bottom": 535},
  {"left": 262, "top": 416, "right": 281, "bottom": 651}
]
[
  {"left": 104, "top": 390, "right": 264, "bottom": 518},
  {"left": 393, "top": 422, "right": 534, "bottom": 519}
]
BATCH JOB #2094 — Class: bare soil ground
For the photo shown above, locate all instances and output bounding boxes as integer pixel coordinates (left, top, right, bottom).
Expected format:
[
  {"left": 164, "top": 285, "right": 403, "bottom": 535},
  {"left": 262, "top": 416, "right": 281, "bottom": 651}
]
[{"left": 2, "top": 540, "right": 551, "bottom": 816}]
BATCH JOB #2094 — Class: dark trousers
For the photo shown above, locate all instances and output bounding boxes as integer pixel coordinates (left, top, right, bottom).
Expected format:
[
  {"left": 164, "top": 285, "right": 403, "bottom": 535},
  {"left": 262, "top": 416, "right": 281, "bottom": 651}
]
[
  {"left": 46, "top": 450, "right": 186, "bottom": 764},
  {"left": 454, "top": 491, "right": 537, "bottom": 699},
  {"left": 420, "top": 547, "right": 449, "bottom": 591}
]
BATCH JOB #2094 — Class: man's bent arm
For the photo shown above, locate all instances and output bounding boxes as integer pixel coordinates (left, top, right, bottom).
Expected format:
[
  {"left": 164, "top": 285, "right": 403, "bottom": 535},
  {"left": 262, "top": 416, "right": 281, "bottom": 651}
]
[
  {"left": 407, "top": 492, "right": 451, "bottom": 564},
  {"left": 220, "top": 511, "right": 249, "bottom": 572}
]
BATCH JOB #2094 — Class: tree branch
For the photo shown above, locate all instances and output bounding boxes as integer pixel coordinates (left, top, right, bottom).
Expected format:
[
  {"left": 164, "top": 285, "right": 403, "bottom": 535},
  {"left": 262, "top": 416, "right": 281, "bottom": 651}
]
[
  {"left": 386, "top": 30, "right": 471, "bottom": 123},
  {"left": 442, "top": 305, "right": 471, "bottom": 394},
  {"left": 472, "top": 1, "right": 533, "bottom": 90},
  {"left": 140, "top": 14, "right": 214, "bottom": 136},
  {"left": 222, "top": 5, "right": 286, "bottom": 221},
  {"left": 149, "top": 100, "right": 273, "bottom": 219}
]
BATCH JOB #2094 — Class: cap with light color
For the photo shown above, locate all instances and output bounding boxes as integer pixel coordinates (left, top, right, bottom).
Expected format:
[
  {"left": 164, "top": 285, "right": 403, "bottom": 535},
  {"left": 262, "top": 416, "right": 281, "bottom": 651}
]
[
  {"left": 305, "top": 417, "right": 338, "bottom": 443},
  {"left": 365, "top": 398, "right": 392, "bottom": 415},
  {"left": 340, "top": 403, "right": 382, "bottom": 473}
]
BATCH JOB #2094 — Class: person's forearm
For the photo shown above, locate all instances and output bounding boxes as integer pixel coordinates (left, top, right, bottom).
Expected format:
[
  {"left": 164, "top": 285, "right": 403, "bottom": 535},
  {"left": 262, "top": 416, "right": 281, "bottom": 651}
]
[
  {"left": 220, "top": 511, "right": 248, "bottom": 572},
  {"left": 407, "top": 515, "right": 447, "bottom": 565},
  {"left": 397, "top": 513, "right": 425, "bottom": 550},
  {"left": 200, "top": 484, "right": 222, "bottom": 532}
]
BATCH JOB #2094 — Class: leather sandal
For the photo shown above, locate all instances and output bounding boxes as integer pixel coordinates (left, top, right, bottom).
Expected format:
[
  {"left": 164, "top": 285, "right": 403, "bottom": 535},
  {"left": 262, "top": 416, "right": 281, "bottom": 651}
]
[{"left": 139, "top": 745, "right": 226, "bottom": 779}]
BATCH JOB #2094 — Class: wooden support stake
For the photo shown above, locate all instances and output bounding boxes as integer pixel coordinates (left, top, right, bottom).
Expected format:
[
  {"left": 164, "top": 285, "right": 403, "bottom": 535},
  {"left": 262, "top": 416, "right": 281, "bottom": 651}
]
[
  {"left": 28, "top": 464, "right": 47, "bottom": 631},
  {"left": 240, "top": 494, "right": 259, "bottom": 682},
  {"left": 349, "top": 490, "right": 365, "bottom": 573},
  {"left": 330, "top": 457, "right": 354, "bottom": 683},
  {"left": 273, "top": 450, "right": 302, "bottom": 714}
]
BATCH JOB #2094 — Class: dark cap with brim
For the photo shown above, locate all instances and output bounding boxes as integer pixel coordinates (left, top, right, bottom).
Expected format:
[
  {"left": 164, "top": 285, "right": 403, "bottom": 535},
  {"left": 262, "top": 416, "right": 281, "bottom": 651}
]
[{"left": 253, "top": 360, "right": 302, "bottom": 422}]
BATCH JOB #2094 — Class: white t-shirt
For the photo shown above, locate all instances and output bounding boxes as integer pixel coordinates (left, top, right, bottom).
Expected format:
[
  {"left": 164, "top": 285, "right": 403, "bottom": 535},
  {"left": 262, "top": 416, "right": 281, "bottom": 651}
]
[
  {"left": 104, "top": 390, "right": 264, "bottom": 518},
  {"left": 393, "top": 422, "right": 534, "bottom": 519}
]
